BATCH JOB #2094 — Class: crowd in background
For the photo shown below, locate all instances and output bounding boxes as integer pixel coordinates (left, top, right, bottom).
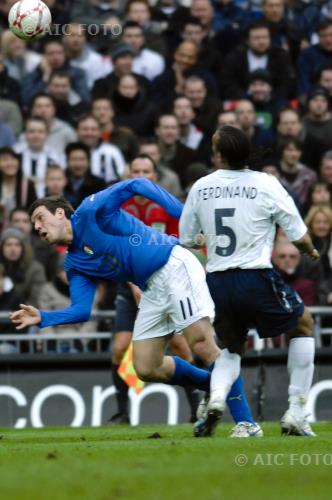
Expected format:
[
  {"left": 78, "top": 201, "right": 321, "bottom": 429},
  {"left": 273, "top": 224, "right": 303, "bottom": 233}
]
[{"left": 0, "top": 0, "right": 332, "bottom": 352}]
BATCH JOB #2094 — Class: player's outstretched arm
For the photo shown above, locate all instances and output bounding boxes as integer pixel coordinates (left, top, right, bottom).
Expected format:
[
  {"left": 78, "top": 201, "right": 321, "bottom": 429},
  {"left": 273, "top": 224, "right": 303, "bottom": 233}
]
[
  {"left": 97, "top": 179, "right": 183, "bottom": 219},
  {"left": 292, "top": 232, "right": 320, "bottom": 261},
  {"left": 10, "top": 304, "right": 41, "bottom": 330}
]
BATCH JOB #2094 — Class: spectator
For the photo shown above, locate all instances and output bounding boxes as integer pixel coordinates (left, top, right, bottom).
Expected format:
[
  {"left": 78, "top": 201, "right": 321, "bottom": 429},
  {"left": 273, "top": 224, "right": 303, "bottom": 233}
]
[
  {"left": 179, "top": 16, "right": 222, "bottom": 76},
  {"left": 30, "top": 93, "right": 77, "bottom": 152},
  {"left": 91, "top": 97, "right": 139, "bottom": 162},
  {"left": 0, "top": 53, "right": 21, "bottom": 104},
  {"left": 1, "top": 30, "right": 41, "bottom": 82},
  {"left": 47, "top": 69, "right": 89, "bottom": 127},
  {"left": 234, "top": 99, "right": 275, "bottom": 149},
  {"left": 92, "top": 43, "right": 151, "bottom": 100},
  {"left": 139, "top": 138, "right": 182, "bottom": 198},
  {"left": 285, "top": 0, "right": 320, "bottom": 45},
  {"left": 14, "top": 117, "right": 63, "bottom": 197},
  {"left": 0, "top": 148, "right": 37, "bottom": 229},
  {"left": 152, "top": 40, "right": 217, "bottom": 112},
  {"left": 277, "top": 136, "right": 317, "bottom": 210},
  {"left": 9, "top": 207, "right": 59, "bottom": 281},
  {"left": 0, "top": 263, "right": 24, "bottom": 354},
  {"left": 77, "top": 115, "right": 126, "bottom": 183},
  {"left": 302, "top": 85, "right": 332, "bottom": 171},
  {"left": 305, "top": 205, "right": 332, "bottom": 281},
  {"left": 122, "top": 21, "right": 165, "bottom": 80},
  {"left": 217, "top": 110, "right": 241, "bottom": 128},
  {"left": 190, "top": 0, "right": 214, "bottom": 39},
  {"left": 272, "top": 240, "right": 318, "bottom": 305},
  {"left": 45, "top": 164, "right": 67, "bottom": 197},
  {"left": 125, "top": 0, "right": 167, "bottom": 56},
  {"left": 276, "top": 106, "right": 303, "bottom": 139},
  {"left": 151, "top": 0, "right": 189, "bottom": 38},
  {"left": 184, "top": 76, "right": 223, "bottom": 136},
  {"left": 69, "top": 0, "right": 125, "bottom": 25},
  {"left": 221, "top": 21, "right": 293, "bottom": 99},
  {"left": 297, "top": 19, "right": 332, "bottom": 99},
  {"left": 173, "top": 95, "right": 205, "bottom": 151},
  {"left": 316, "top": 63, "right": 332, "bottom": 97},
  {"left": 320, "top": 150, "right": 332, "bottom": 196},
  {"left": 247, "top": 69, "right": 288, "bottom": 131},
  {"left": 22, "top": 39, "right": 90, "bottom": 107},
  {"left": 64, "top": 142, "right": 106, "bottom": 208},
  {"left": 112, "top": 74, "right": 157, "bottom": 137},
  {"left": 304, "top": 181, "right": 332, "bottom": 215},
  {"left": 0, "top": 228, "right": 46, "bottom": 308},
  {"left": 0, "top": 98, "right": 23, "bottom": 137},
  {"left": 155, "top": 113, "right": 200, "bottom": 189},
  {"left": 62, "top": 23, "right": 112, "bottom": 89}
]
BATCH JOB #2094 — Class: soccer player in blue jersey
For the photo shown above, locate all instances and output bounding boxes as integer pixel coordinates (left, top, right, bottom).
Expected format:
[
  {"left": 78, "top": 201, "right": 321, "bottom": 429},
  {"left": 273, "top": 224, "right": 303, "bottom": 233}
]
[{"left": 10, "top": 177, "right": 260, "bottom": 435}]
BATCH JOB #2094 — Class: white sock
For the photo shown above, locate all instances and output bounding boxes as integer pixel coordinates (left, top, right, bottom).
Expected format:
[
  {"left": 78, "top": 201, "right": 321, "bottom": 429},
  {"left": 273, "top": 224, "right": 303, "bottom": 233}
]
[
  {"left": 210, "top": 348, "right": 241, "bottom": 404},
  {"left": 287, "top": 337, "right": 315, "bottom": 416}
]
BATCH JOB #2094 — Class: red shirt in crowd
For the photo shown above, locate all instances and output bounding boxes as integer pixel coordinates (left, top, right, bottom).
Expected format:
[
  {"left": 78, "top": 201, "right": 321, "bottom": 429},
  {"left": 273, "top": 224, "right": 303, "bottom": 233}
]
[{"left": 122, "top": 197, "right": 179, "bottom": 237}]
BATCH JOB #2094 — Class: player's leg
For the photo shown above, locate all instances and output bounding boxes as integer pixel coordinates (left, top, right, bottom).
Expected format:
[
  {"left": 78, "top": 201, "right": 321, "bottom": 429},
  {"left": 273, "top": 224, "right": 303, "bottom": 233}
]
[
  {"left": 133, "top": 334, "right": 212, "bottom": 390},
  {"left": 281, "top": 307, "right": 315, "bottom": 436},
  {"left": 109, "top": 285, "right": 137, "bottom": 424},
  {"left": 254, "top": 268, "right": 315, "bottom": 436},
  {"left": 170, "top": 335, "right": 200, "bottom": 422}
]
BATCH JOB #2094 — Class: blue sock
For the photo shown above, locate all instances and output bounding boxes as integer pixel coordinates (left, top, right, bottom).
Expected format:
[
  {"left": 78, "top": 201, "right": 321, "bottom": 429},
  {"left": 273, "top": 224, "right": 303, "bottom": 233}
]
[
  {"left": 226, "top": 375, "right": 255, "bottom": 424},
  {"left": 170, "top": 356, "right": 210, "bottom": 391}
]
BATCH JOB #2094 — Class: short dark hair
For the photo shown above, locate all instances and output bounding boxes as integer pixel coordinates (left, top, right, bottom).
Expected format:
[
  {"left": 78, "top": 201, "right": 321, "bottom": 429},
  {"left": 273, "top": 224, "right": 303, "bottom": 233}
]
[
  {"left": 9, "top": 207, "right": 29, "bottom": 220},
  {"left": 49, "top": 69, "right": 71, "bottom": 82},
  {"left": 246, "top": 21, "right": 271, "bottom": 38},
  {"left": 129, "top": 154, "right": 157, "bottom": 171},
  {"left": 123, "top": 20, "right": 144, "bottom": 33},
  {"left": 29, "top": 196, "right": 74, "bottom": 219},
  {"left": 24, "top": 116, "right": 48, "bottom": 131},
  {"left": 181, "top": 16, "right": 203, "bottom": 31},
  {"left": 214, "top": 126, "right": 251, "bottom": 170},
  {"left": 30, "top": 92, "right": 56, "bottom": 109},
  {"left": 277, "top": 136, "right": 303, "bottom": 155},
  {"left": 317, "top": 19, "right": 332, "bottom": 34},
  {"left": 77, "top": 114, "right": 100, "bottom": 128},
  {"left": 65, "top": 142, "right": 90, "bottom": 160}
]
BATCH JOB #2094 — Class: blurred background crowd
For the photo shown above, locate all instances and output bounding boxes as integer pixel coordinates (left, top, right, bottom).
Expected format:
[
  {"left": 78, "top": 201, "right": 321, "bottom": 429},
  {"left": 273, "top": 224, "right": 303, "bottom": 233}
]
[{"left": 0, "top": 0, "right": 332, "bottom": 352}]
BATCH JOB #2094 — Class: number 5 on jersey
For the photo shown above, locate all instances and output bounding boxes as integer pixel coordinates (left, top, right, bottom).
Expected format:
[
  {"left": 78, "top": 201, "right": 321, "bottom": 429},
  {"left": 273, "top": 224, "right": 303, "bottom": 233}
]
[{"left": 215, "top": 208, "right": 236, "bottom": 257}]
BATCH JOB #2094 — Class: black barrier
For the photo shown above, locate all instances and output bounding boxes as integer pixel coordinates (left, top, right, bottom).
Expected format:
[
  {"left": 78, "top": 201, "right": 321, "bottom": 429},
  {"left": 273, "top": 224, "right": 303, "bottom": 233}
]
[{"left": 0, "top": 350, "right": 332, "bottom": 428}]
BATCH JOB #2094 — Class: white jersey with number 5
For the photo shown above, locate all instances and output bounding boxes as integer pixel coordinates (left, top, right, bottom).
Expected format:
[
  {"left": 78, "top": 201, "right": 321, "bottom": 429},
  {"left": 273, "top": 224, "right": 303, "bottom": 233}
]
[{"left": 179, "top": 168, "right": 308, "bottom": 272}]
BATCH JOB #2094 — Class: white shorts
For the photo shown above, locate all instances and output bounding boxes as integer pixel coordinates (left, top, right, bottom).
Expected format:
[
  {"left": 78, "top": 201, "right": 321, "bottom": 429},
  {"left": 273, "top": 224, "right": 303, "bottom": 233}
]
[{"left": 133, "top": 245, "right": 215, "bottom": 341}]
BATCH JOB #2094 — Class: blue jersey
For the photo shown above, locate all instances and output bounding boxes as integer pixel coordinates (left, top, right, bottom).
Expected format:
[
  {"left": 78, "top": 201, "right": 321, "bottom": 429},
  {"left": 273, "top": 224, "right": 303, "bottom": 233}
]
[{"left": 40, "top": 179, "right": 183, "bottom": 328}]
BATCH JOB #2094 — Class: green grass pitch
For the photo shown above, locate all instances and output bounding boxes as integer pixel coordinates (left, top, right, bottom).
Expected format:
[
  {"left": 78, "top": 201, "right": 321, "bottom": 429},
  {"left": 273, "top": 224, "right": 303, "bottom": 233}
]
[{"left": 0, "top": 423, "right": 331, "bottom": 500}]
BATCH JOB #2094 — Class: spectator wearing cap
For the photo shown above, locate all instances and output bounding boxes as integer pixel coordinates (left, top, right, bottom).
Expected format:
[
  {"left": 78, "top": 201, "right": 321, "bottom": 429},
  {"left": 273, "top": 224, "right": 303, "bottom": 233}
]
[
  {"left": 221, "top": 21, "right": 293, "bottom": 100},
  {"left": 246, "top": 69, "right": 289, "bottom": 131},
  {"left": 62, "top": 23, "right": 112, "bottom": 90},
  {"left": 302, "top": 85, "right": 332, "bottom": 171},
  {"left": 297, "top": 19, "right": 332, "bottom": 99},
  {"left": 92, "top": 43, "right": 151, "bottom": 100},
  {"left": 122, "top": 21, "right": 165, "bottom": 81}
]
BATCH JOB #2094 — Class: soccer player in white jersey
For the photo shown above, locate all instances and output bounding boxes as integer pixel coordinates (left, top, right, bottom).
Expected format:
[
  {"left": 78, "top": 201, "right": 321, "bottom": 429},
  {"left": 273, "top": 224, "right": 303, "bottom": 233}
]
[{"left": 179, "top": 125, "right": 319, "bottom": 437}]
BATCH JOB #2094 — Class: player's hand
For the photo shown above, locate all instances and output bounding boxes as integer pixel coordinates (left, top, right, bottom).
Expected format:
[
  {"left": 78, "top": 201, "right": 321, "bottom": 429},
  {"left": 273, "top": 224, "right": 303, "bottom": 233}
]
[
  {"left": 308, "top": 248, "right": 320, "bottom": 261},
  {"left": 9, "top": 304, "right": 41, "bottom": 330}
]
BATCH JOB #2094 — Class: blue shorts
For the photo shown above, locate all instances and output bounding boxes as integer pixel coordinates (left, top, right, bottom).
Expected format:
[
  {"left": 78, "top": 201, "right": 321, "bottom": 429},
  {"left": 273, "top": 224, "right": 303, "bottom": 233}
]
[
  {"left": 206, "top": 268, "right": 304, "bottom": 345},
  {"left": 113, "top": 284, "right": 137, "bottom": 334}
]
